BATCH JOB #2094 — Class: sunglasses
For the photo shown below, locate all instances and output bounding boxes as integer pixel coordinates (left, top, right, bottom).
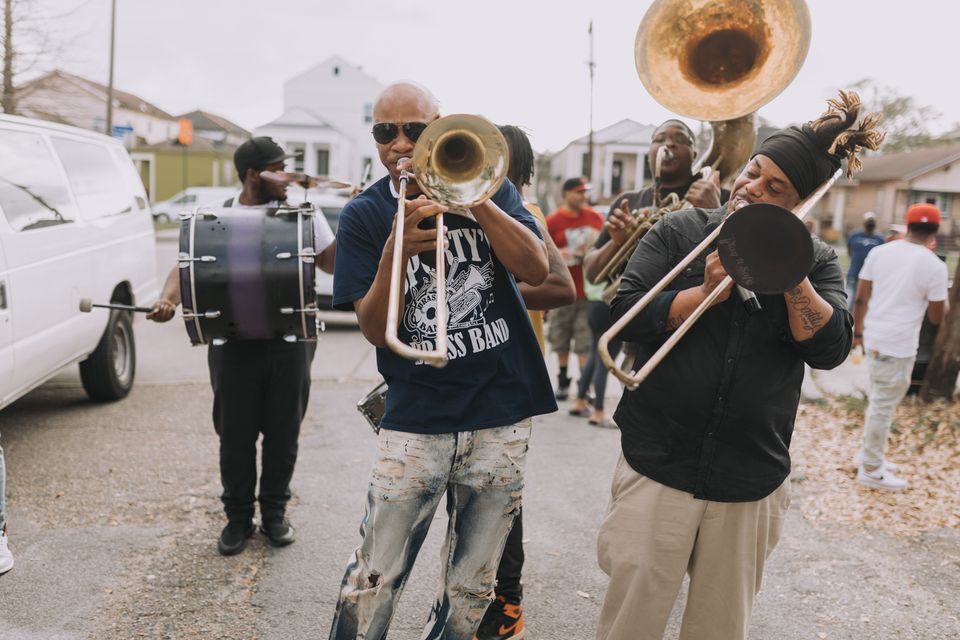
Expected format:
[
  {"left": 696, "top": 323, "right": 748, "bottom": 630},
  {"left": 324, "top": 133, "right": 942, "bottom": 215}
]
[{"left": 372, "top": 122, "right": 428, "bottom": 145}]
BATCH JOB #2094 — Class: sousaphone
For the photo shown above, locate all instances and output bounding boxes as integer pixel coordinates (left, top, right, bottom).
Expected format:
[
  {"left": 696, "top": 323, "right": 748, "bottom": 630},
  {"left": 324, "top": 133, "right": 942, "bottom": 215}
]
[{"left": 635, "top": 0, "right": 812, "bottom": 183}]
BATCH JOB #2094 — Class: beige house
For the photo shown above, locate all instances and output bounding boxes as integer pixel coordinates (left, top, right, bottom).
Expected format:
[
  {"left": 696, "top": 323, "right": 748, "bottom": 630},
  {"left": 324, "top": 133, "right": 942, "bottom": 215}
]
[
  {"left": 819, "top": 144, "right": 960, "bottom": 245},
  {"left": 15, "top": 69, "right": 178, "bottom": 145}
]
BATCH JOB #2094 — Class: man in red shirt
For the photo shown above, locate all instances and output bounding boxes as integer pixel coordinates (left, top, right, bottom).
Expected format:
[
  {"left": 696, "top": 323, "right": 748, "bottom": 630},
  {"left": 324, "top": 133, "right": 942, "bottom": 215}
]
[{"left": 546, "top": 177, "right": 605, "bottom": 399}]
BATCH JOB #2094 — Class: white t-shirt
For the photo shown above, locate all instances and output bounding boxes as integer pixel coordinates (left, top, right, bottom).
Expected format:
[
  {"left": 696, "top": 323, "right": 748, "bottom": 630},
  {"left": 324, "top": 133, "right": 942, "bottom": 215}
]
[
  {"left": 860, "top": 240, "right": 949, "bottom": 358},
  {"left": 228, "top": 195, "right": 335, "bottom": 254}
]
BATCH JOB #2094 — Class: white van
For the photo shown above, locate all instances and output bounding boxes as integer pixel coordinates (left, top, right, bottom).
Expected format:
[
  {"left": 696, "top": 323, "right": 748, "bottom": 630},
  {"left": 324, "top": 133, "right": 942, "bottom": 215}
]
[{"left": 0, "top": 114, "right": 158, "bottom": 409}]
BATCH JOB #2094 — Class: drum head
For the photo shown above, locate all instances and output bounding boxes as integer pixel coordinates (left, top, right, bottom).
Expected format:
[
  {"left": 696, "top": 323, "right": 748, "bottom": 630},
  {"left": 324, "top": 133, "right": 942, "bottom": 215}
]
[{"left": 717, "top": 203, "right": 814, "bottom": 294}]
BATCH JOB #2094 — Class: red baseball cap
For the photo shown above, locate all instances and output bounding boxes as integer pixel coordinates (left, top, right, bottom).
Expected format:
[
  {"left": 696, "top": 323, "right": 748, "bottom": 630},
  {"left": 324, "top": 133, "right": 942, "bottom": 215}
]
[{"left": 905, "top": 203, "right": 941, "bottom": 225}]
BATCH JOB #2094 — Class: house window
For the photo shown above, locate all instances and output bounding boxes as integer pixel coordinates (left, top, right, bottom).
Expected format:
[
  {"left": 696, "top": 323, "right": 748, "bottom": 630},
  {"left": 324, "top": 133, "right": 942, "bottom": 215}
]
[
  {"left": 288, "top": 143, "right": 305, "bottom": 172},
  {"left": 363, "top": 103, "right": 373, "bottom": 124},
  {"left": 316, "top": 148, "right": 330, "bottom": 176},
  {"left": 911, "top": 191, "right": 951, "bottom": 218},
  {"left": 581, "top": 153, "right": 591, "bottom": 179}
]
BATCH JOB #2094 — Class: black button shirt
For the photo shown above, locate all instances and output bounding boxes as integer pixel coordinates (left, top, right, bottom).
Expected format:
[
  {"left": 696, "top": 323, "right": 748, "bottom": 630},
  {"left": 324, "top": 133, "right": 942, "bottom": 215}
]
[{"left": 611, "top": 205, "right": 852, "bottom": 502}]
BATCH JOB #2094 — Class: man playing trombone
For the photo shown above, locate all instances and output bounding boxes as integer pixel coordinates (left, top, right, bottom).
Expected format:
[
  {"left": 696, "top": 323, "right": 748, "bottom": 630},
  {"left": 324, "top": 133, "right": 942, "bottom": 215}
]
[
  {"left": 328, "top": 82, "right": 556, "bottom": 640},
  {"left": 596, "top": 93, "right": 883, "bottom": 640}
]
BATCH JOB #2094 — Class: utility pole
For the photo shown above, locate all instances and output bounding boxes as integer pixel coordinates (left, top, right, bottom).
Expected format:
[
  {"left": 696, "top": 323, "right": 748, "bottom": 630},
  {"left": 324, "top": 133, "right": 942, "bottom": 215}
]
[
  {"left": 105, "top": 0, "right": 116, "bottom": 134},
  {"left": 586, "top": 19, "right": 595, "bottom": 182},
  {"left": 2, "top": 0, "right": 14, "bottom": 113}
]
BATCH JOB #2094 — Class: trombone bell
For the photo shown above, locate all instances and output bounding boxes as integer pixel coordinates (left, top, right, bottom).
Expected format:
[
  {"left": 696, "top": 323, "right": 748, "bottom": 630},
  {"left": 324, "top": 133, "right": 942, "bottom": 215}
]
[
  {"left": 412, "top": 114, "right": 509, "bottom": 209},
  {"left": 385, "top": 114, "right": 509, "bottom": 368},
  {"left": 717, "top": 203, "right": 814, "bottom": 294}
]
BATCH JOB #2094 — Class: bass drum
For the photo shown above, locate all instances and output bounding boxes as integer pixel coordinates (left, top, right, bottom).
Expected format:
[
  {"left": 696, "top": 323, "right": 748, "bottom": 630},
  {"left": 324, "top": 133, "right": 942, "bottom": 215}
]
[{"left": 178, "top": 206, "right": 318, "bottom": 345}]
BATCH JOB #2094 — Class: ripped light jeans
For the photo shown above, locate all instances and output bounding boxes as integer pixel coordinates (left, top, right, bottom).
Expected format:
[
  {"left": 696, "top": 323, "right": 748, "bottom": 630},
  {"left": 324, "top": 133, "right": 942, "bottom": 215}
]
[{"left": 328, "top": 421, "right": 531, "bottom": 640}]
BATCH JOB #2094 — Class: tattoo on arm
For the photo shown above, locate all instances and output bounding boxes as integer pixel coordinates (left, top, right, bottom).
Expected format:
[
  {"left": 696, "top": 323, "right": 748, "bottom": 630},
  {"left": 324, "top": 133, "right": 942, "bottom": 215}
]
[
  {"left": 665, "top": 314, "right": 686, "bottom": 332},
  {"left": 787, "top": 286, "right": 824, "bottom": 333}
]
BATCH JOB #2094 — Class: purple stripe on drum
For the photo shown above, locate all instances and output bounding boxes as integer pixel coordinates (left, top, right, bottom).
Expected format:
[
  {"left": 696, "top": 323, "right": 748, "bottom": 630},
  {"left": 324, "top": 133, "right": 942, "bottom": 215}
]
[{"left": 228, "top": 214, "right": 271, "bottom": 339}]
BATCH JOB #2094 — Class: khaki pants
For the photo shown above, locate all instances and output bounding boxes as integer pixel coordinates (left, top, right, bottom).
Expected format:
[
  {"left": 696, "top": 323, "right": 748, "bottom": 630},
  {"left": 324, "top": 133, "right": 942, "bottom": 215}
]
[{"left": 596, "top": 454, "right": 791, "bottom": 640}]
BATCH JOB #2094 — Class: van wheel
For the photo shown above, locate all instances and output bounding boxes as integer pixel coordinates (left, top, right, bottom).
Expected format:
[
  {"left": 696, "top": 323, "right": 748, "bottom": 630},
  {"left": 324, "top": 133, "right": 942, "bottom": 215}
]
[{"left": 80, "top": 311, "right": 136, "bottom": 401}]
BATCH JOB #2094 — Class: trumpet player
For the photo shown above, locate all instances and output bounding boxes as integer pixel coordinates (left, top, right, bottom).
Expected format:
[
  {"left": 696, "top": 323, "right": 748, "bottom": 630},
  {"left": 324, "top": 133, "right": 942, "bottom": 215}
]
[
  {"left": 583, "top": 120, "right": 726, "bottom": 285},
  {"left": 596, "top": 93, "right": 883, "bottom": 640},
  {"left": 329, "top": 83, "right": 556, "bottom": 640}
]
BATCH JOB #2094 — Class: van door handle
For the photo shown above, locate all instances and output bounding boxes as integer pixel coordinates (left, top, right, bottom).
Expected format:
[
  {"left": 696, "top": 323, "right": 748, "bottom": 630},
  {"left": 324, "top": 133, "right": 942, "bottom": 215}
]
[{"left": 0, "top": 281, "right": 6, "bottom": 309}]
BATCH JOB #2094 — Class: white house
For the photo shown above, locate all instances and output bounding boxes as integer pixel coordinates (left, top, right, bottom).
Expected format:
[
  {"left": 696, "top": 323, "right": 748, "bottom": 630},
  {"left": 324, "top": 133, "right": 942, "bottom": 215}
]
[
  {"left": 545, "top": 119, "right": 658, "bottom": 204},
  {"left": 254, "top": 56, "right": 386, "bottom": 186},
  {"left": 15, "top": 70, "right": 178, "bottom": 146}
]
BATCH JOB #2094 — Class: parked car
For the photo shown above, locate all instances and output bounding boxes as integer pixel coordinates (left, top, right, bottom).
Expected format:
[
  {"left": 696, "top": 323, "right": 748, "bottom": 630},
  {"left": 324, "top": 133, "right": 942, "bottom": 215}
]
[
  {"left": 300, "top": 190, "right": 350, "bottom": 311},
  {"left": 0, "top": 114, "right": 158, "bottom": 409},
  {"left": 152, "top": 187, "right": 237, "bottom": 222}
]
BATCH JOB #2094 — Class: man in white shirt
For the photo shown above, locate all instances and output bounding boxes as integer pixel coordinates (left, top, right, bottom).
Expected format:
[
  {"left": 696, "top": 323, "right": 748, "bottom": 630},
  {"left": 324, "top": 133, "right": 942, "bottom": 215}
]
[
  {"left": 148, "top": 138, "right": 336, "bottom": 553},
  {"left": 853, "top": 203, "right": 949, "bottom": 490}
]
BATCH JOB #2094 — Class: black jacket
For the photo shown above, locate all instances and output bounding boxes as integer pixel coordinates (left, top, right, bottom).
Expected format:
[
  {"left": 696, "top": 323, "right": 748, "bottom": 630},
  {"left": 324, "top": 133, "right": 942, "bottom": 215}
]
[{"left": 611, "top": 205, "right": 851, "bottom": 502}]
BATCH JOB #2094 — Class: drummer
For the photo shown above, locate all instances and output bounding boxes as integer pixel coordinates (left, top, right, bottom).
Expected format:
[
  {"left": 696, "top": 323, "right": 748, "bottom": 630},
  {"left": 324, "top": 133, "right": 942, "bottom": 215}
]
[{"left": 147, "top": 137, "right": 335, "bottom": 556}]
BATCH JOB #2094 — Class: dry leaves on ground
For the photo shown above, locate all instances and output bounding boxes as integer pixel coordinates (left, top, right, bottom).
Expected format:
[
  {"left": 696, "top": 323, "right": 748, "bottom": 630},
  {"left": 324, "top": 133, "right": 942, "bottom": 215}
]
[{"left": 791, "top": 397, "right": 960, "bottom": 537}]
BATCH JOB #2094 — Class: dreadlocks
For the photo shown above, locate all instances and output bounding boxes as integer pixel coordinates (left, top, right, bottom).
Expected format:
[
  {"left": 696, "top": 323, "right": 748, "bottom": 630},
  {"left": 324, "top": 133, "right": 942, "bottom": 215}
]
[
  {"left": 498, "top": 125, "right": 536, "bottom": 189},
  {"left": 755, "top": 90, "right": 885, "bottom": 198}
]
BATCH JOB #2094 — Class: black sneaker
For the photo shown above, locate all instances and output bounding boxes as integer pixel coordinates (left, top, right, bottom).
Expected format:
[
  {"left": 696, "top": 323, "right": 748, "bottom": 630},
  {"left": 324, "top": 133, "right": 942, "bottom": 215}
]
[
  {"left": 218, "top": 520, "right": 255, "bottom": 556},
  {"left": 474, "top": 595, "right": 525, "bottom": 640},
  {"left": 555, "top": 375, "right": 571, "bottom": 401},
  {"left": 260, "top": 517, "right": 296, "bottom": 547}
]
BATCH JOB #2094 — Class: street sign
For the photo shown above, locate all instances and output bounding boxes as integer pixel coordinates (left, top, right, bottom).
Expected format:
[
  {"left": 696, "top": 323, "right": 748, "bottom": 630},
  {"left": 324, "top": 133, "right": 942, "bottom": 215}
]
[{"left": 111, "top": 124, "right": 134, "bottom": 138}]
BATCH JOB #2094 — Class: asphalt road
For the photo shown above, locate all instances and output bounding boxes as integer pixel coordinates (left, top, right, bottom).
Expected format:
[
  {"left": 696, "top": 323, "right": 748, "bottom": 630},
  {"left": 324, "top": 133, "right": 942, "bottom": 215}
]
[{"left": 0, "top": 239, "right": 957, "bottom": 639}]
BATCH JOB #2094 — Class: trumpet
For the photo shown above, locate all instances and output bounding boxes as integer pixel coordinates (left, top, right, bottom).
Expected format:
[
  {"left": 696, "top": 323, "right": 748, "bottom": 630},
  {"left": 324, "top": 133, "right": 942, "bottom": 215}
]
[
  {"left": 385, "top": 114, "right": 509, "bottom": 367},
  {"left": 594, "top": 146, "right": 684, "bottom": 286}
]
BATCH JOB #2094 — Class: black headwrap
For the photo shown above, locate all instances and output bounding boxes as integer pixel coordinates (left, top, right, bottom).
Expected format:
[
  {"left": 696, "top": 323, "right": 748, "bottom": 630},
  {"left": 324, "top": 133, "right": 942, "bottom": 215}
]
[
  {"left": 754, "top": 125, "right": 842, "bottom": 199},
  {"left": 751, "top": 91, "right": 886, "bottom": 198}
]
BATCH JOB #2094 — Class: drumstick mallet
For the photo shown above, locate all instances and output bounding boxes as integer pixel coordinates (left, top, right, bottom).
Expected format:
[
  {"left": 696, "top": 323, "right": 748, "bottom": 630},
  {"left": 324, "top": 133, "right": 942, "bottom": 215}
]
[{"left": 79, "top": 298, "right": 155, "bottom": 314}]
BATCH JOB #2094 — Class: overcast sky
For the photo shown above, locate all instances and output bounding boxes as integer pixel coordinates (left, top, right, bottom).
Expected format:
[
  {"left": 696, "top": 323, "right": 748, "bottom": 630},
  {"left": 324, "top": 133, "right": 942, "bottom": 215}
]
[{"left": 36, "top": 0, "right": 960, "bottom": 152}]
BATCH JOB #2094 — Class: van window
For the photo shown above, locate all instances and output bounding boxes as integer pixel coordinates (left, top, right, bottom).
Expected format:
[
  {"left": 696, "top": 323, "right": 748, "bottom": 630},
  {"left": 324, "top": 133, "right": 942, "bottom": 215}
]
[
  {"left": 52, "top": 137, "right": 134, "bottom": 220},
  {"left": 109, "top": 146, "right": 148, "bottom": 211},
  {"left": 0, "top": 129, "right": 77, "bottom": 231}
]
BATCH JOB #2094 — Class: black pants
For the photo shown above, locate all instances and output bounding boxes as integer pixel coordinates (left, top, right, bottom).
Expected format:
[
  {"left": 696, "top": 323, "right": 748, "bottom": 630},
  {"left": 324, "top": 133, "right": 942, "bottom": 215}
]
[
  {"left": 495, "top": 508, "right": 524, "bottom": 601},
  {"left": 208, "top": 339, "right": 315, "bottom": 523}
]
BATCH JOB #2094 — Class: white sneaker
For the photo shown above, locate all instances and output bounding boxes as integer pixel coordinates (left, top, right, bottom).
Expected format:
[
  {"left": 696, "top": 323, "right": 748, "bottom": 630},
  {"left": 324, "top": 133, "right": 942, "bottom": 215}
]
[
  {"left": 857, "top": 465, "right": 908, "bottom": 491},
  {"left": 853, "top": 450, "right": 898, "bottom": 472},
  {"left": 0, "top": 526, "right": 13, "bottom": 575}
]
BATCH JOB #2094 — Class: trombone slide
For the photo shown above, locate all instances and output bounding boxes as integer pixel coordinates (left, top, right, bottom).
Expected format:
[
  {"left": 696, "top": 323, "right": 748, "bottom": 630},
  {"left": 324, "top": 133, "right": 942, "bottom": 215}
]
[{"left": 384, "top": 170, "right": 449, "bottom": 367}]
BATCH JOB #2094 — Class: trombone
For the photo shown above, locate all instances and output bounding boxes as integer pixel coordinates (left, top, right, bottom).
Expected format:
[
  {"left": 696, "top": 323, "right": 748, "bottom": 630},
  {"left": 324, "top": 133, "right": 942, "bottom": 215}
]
[
  {"left": 598, "top": 169, "right": 841, "bottom": 389},
  {"left": 385, "top": 114, "right": 509, "bottom": 367},
  {"left": 597, "top": 0, "right": 814, "bottom": 385}
]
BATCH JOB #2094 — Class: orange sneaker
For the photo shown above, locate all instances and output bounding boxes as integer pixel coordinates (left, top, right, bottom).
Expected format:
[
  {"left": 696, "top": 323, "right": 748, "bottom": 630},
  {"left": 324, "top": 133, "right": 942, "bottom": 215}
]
[{"left": 474, "top": 595, "right": 525, "bottom": 640}]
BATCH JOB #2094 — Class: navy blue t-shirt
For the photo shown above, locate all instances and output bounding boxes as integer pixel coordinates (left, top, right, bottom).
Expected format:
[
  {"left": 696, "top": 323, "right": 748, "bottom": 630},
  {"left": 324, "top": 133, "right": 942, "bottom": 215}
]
[
  {"left": 333, "top": 176, "right": 557, "bottom": 434},
  {"left": 847, "top": 231, "right": 884, "bottom": 279}
]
